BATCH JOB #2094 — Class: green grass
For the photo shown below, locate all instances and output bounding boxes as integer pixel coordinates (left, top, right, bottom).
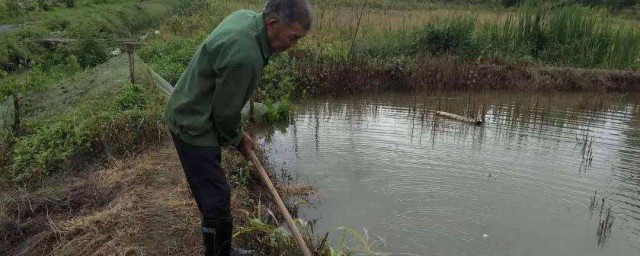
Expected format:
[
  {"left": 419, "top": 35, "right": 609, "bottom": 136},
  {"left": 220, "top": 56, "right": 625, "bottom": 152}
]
[
  {"left": 483, "top": 6, "right": 640, "bottom": 69},
  {"left": 1, "top": 54, "right": 165, "bottom": 183},
  {"left": 361, "top": 5, "right": 640, "bottom": 70},
  {"left": 0, "top": 0, "right": 185, "bottom": 75},
  {"left": 9, "top": 82, "right": 163, "bottom": 182},
  {"left": 0, "top": 96, "right": 11, "bottom": 138},
  {"left": 134, "top": 0, "right": 640, "bottom": 105},
  {"left": 0, "top": 0, "right": 189, "bottom": 183},
  {"left": 137, "top": 0, "right": 241, "bottom": 83},
  {"left": 332, "top": 226, "right": 389, "bottom": 255},
  {"left": 0, "top": 0, "right": 189, "bottom": 118},
  {"left": 138, "top": 36, "right": 203, "bottom": 84},
  {"left": 138, "top": 0, "right": 640, "bottom": 91},
  {"left": 0, "top": 0, "right": 167, "bottom": 24}
]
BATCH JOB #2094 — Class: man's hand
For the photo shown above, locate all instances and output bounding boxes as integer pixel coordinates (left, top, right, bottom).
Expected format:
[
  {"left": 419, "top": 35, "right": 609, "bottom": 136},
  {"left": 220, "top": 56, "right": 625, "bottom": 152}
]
[{"left": 239, "top": 132, "right": 255, "bottom": 160}]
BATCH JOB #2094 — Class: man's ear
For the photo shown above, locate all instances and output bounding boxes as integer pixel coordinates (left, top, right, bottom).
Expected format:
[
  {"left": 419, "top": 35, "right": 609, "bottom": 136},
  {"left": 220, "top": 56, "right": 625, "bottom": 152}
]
[{"left": 266, "top": 18, "right": 280, "bottom": 27}]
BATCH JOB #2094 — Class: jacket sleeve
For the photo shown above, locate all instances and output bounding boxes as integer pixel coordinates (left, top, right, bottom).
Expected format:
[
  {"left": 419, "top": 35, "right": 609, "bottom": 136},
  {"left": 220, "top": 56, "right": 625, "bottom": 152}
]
[{"left": 211, "top": 62, "right": 255, "bottom": 148}]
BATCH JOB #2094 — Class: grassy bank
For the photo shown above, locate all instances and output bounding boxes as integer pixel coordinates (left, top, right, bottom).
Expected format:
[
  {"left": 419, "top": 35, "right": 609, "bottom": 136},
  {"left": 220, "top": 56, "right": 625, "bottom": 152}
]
[
  {"left": 0, "top": 42, "right": 378, "bottom": 256},
  {"left": 0, "top": 55, "right": 165, "bottom": 183},
  {"left": 0, "top": 140, "right": 334, "bottom": 255},
  {"left": 0, "top": 0, "right": 191, "bottom": 181},
  {"left": 0, "top": 54, "right": 377, "bottom": 254},
  {"left": 362, "top": 6, "right": 640, "bottom": 69},
  {"left": 0, "top": 0, "right": 186, "bottom": 72},
  {"left": 140, "top": 0, "right": 640, "bottom": 98}
]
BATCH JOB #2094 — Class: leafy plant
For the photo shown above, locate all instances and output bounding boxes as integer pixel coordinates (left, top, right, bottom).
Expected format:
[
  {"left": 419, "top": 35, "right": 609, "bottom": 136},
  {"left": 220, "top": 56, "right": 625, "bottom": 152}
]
[
  {"left": 259, "top": 55, "right": 301, "bottom": 102},
  {"left": 408, "top": 17, "right": 478, "bottom": 57},
  {"left": 265, "top": 99, "right": 292, "bottom": 123},
  {"left": 331, "top": 226, "right": 389, "bottom": 256}
]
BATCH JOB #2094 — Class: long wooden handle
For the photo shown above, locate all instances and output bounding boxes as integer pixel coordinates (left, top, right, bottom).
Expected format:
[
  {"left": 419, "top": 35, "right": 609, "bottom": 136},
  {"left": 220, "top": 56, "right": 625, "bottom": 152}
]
[{"left": 248, "top": 150, "right": 313, "bottom": 256}]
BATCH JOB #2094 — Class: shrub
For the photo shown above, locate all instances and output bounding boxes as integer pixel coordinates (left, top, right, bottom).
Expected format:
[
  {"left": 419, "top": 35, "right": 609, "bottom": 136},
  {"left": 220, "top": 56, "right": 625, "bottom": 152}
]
[
  {"left": 408, "top": 17, "right": 479, "bottom": 57},
  {"left": 0, "top": 37, "right": 30, "bottom": 73},
  {"left": 579, "top": 0, "right": 637, "bottom": 9},
  {"left": 137, "top": 36, "right": 203, "bottom": 84},
  {"left": 606, "top": 0, "right": 637, "bottom": 10},
  {"left": 259, "top": 55, "right": 300, "bottom": 102},
  {"left": 117, "top": 83, "right": 148, "bottom": 110},
  {"left": 44, "top": 15, "right": 71, "bottom": 31},
  {"left": 74, "top": 36, "right": 110, "bottom": 68},
  {"left": 265, "top": 99, "right": 292, "bottom": 122},
  {"left": 1, "top": 0, "right": 22, "bottom": 18},
  {"left": 502, "top": 0, "right": 521, "bottom": 7},
  {"left": 0, "top": 77, "right": 20, "bottom": 101},
  {"left": 38, "top": 0, "right": 53, "bottom": 11}
]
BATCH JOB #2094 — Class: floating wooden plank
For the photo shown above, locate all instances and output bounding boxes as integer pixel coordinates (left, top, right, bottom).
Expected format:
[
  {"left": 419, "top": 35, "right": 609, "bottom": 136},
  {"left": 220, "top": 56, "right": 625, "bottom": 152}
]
[{"left": 436, "top": 111, "right": 483, "bottom": 125}]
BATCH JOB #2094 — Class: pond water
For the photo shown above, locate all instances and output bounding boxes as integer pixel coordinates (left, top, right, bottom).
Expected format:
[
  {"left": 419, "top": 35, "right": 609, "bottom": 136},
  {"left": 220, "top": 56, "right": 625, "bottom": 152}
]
[
  {"left": 0, "top": 24, "right": 22, "bottom": 33},
  {"left": 0, "top": 22, "right": 38, "bottom": 33},
  {"left": 258, "top": 92, "right": 640, "bottom": 256}
]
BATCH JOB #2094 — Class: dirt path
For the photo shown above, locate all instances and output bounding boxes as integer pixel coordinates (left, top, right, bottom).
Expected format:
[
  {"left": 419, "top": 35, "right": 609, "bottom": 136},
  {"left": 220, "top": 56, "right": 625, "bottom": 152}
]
[
  {"left": 3, "top": 139, "right": 204, "bottom": 255},
  {"left": 2, "top": 133, "right": 321, "bottom": 255}
]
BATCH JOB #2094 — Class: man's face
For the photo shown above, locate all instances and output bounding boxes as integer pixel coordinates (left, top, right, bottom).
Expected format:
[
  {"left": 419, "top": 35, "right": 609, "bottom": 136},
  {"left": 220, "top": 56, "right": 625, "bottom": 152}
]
[{"left": 266, "top": 18, "right": 308, "bottom": 54}]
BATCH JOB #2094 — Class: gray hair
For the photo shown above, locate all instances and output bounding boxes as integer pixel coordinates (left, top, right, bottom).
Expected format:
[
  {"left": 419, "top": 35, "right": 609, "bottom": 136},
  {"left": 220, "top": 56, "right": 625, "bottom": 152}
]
[{"left": 263, "top": 0, "right": 312, "bottom": 30}]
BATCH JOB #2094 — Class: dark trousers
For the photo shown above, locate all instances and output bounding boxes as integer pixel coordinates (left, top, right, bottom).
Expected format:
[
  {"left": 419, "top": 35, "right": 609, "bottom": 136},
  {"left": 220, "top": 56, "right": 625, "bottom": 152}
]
[{"left": 171, "top": 132, "right": 232, "bottom": 255}]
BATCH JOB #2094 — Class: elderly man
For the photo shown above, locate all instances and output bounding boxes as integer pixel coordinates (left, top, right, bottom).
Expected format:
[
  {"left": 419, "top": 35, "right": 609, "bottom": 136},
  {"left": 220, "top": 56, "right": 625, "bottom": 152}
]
[{"left": 163, "top": 0, "right": 311, "bottom": 255}]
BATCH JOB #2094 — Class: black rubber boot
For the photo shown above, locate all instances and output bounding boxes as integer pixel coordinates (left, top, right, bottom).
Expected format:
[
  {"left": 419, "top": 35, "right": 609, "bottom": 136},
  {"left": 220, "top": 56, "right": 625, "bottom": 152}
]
[{"left": 202, "top": 218, "right": 233, "bottom": 256}]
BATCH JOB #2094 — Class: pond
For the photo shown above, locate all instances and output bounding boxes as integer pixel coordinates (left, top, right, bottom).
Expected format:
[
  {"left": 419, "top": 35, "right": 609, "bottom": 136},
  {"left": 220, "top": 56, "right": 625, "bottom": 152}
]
[
  {"left": 0, "top": 22, "right": 39, "bottom": 33},
  {"left": 258, "top": 92, "right": 640, "bottom": 256}
]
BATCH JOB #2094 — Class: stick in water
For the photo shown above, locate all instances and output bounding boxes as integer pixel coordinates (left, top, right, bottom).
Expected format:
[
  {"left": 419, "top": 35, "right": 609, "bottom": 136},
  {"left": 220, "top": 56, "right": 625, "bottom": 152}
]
[
  {"left": 435, "top": 111, "right": 483, "bottom": 125},
  {"left": 248, "top": 150, "right": 313, "bottom": 256}
]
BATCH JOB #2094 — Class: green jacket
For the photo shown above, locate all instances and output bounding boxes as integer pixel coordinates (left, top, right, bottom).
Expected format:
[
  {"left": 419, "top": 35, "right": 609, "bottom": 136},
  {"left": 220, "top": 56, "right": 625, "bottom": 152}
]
[{"left": 164, "top": 10, "right": 271, "bottom": 148}]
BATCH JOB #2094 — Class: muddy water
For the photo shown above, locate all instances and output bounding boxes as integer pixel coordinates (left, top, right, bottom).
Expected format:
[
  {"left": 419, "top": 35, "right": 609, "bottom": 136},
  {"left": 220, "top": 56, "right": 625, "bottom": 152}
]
[{"left": 258, "top": 92, "right": 640, "bottom": 256}]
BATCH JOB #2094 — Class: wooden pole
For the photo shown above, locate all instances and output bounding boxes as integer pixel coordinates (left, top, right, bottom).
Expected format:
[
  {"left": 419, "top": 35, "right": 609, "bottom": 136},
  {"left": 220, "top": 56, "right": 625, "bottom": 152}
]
[
  {"left": 127, "top": 45, "right": 136, "bottom": 85},
  {"left": 435, "top": 111, "right": 483, "bottom": 125},
  {"left": 12, "top": 95, "right": 20, "bottom": 136},
  {"left": 248, "top": 150, "right": 312, "bottom": 256}
]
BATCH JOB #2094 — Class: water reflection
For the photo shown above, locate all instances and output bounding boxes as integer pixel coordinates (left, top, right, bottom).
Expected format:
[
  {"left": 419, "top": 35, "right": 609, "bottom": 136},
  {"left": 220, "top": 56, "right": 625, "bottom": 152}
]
[
  {"left": 258, "top": 92, "right": 640, "bottom": 255},
  {"left": 576, "top": 132, "right": 594, "bottom": 173}
]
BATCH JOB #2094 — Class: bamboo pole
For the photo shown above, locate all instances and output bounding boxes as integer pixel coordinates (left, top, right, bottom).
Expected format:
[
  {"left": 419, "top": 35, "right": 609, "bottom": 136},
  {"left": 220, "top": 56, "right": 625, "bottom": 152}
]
[
  {"left": 248, "top": 150, "right": 312, "bottom": 256},
  {"left": 435, "top": 111, "right": 483, "bottom": 125}
]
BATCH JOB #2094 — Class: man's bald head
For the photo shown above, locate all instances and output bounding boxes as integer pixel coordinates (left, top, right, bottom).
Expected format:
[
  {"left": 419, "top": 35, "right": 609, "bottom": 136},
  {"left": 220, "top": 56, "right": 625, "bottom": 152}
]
[
  {"left": 263, "top": 0, "right": 312, "bottom": 53},
  {"left": 263, "top": 0, "right": 312, "bottom": 31}
]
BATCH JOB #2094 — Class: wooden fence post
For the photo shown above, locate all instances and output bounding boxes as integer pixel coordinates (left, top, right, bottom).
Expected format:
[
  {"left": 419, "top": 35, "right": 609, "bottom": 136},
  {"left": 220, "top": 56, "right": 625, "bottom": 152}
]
[
  {"left": 127, "top": 44, "right": 136, "bottom": 85},
  {"left": 12, "top": 95, "right": 20, "bottom": 136}
]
